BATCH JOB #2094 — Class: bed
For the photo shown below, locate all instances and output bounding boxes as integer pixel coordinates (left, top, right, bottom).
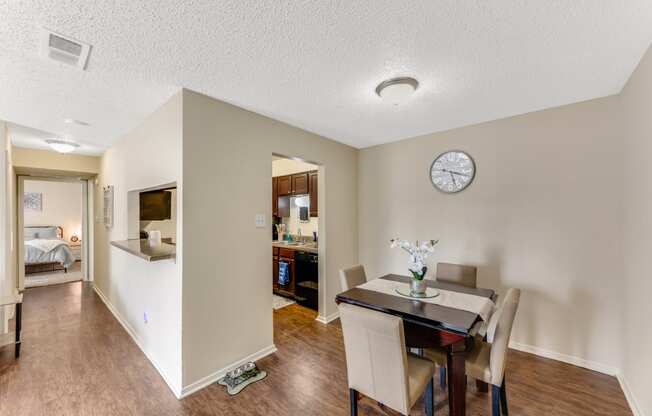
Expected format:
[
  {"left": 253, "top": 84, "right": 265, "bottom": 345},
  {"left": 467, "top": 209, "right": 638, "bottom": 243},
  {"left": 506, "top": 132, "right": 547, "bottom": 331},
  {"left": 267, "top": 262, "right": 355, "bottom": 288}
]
[{"left": 24, "top": 226, "right": 76, "bottom": 275}]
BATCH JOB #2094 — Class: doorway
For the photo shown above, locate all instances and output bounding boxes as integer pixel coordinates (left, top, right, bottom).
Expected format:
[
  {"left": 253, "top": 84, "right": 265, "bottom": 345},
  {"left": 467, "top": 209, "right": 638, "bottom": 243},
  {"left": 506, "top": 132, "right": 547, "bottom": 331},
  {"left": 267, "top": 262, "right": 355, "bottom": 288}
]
[
  {"left": 271, "top": 155, "right": 322, "bottom": 319},
  {"left": 17, "top": 175, "right": 93, "bottom": 290}
]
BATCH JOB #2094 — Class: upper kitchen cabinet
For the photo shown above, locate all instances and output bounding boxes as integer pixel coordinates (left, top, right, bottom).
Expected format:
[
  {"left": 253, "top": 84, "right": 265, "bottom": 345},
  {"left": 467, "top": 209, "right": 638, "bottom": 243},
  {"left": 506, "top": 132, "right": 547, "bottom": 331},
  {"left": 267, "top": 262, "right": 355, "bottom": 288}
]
[
  {"left": 273, "top": 169, "right": 318, "bottom": 218},
  {"left": 272, "top": 177, "right": 279, "bottom": 216},
  {"left": 309, "top": 171, "right": 318, "bottom": 217},
  {"left": 278, "top": 175, "right": 292, "bottom": 196},
  {"left": 277, "top": 195, "right": 290, "bottom": 218},
  {"left": 292, "top": 173, "right": 309, "bottom": 195}
]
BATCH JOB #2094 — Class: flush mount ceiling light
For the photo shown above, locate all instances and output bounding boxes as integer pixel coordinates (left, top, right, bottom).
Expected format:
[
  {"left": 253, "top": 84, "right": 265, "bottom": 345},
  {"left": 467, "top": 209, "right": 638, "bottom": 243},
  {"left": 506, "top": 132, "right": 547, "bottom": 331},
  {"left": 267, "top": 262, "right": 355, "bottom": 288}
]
[
  {"left": 45, "top": 139, "right": 80, "bottom": 154},
  {"left": 375, "top": 77, "right": 419, "bottom": 105}
]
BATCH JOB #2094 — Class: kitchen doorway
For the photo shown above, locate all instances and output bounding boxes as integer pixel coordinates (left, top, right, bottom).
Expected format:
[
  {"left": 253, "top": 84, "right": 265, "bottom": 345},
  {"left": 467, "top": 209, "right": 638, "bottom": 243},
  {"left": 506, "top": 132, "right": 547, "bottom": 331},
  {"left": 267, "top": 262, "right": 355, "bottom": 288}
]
[{"left": 271, "top": 154, "right": 323, "bottom": 320}]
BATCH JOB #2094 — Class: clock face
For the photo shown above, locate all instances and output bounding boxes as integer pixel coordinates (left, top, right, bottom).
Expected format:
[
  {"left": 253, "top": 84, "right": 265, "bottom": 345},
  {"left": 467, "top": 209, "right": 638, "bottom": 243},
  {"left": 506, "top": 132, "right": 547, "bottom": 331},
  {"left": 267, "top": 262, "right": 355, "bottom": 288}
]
[{"left": 430, "top": 151, "right": 476, "bottom": 193}]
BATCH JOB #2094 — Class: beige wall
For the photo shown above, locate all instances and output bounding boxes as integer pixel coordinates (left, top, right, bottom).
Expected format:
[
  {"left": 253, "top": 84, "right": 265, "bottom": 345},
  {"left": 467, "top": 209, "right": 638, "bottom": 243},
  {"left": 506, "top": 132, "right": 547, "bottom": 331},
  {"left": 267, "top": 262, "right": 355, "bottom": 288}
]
[
  {"left": 24, "top": 180, "right": 83, "bottom": 242},
  {"left": 12, "top": 147, "right": 100, "bottom": 175},
  {"left": 181, "top": 89, "right": 357, "bottom": 388},
  {"left": 359, "top": 96, "right": 625, "bottom": 373},
  {"left": 94, "top": 91, "right": 183, "bottom": 395},
  {"left": 620, "top": 45, "right": 652, "bottom": 416},
  {"left": 0, "top": 122, "right": 9, "bottom": 330}
]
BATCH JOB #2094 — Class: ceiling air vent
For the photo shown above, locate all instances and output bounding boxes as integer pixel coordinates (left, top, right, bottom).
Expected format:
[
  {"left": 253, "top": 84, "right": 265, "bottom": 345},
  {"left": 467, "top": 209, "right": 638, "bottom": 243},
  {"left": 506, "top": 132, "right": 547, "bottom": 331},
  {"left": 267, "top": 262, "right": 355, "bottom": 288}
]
[{"left": 40, "top": 28, "right": 91, "bottom": 70}]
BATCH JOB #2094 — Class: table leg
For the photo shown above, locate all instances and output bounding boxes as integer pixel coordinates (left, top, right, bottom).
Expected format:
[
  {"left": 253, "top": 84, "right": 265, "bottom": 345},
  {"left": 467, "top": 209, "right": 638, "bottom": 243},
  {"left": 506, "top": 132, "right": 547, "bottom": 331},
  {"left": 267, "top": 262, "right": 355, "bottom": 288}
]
[
  {"left": 447, "top": 339, "right": 467, "bottom": 416},
  {"left": 476, "top": 379, "right": 488, "bottom": 393},
  {"left": 15, "top": 303, "right": 22, "bottom": 359}
]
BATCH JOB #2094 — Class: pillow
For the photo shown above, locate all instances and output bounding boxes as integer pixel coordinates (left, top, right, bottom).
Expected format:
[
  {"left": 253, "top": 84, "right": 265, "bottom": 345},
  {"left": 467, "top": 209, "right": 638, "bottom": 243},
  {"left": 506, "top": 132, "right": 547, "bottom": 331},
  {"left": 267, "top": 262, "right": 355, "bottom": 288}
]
[
  {"left": 24, "top": 227, "right": 58, "bottom": 240},
  {"left": 39, "top": 227, "right": 59, "bottom": 239},
  {"left": 24, "top": 228, "right": 40, "bottom": 240}
]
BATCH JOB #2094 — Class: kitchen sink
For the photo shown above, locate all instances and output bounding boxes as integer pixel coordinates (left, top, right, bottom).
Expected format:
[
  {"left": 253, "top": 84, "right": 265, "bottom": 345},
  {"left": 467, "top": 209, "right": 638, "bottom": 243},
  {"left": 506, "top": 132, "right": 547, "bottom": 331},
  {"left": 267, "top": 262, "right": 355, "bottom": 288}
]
[{"left": 276, "top": 241, "right": 302, "bottom": 246}]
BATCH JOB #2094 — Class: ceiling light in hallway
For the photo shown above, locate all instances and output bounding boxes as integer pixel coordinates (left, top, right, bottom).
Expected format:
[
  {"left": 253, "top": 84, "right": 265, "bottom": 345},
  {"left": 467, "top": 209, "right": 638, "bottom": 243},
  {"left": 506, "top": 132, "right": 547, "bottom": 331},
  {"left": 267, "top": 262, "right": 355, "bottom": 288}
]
[
  {"left": 45, "top": 139, "right": 80, "bottom": 153},
  {"left": 375, "top": 77, "right": 419, "bottom": 105}
]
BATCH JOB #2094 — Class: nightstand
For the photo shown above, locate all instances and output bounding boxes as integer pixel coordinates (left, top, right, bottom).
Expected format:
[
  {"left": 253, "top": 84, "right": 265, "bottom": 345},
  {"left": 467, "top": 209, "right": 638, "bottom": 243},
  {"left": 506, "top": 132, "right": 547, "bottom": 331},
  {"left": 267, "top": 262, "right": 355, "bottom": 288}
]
[{"left": 70, "top": 243, "right": 82, "bottom": 261}]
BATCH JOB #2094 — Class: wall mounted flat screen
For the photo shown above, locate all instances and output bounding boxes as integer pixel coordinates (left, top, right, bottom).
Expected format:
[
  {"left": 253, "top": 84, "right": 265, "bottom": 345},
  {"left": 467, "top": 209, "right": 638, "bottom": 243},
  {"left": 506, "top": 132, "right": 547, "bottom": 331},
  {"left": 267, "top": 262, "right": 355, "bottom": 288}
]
[{"left": 140, "top": 190, "right": 172, "bottom": 221}]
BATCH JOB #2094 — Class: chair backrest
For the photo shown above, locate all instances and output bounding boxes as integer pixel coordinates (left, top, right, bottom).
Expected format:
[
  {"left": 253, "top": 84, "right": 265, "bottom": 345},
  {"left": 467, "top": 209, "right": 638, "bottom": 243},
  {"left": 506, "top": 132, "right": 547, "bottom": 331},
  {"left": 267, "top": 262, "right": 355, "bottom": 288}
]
[
  {"left": 338, "top": 303, "right": 411, "bottom": 415},
  {"left": 436, "top": 262, "right": 477, "bottom": 288},
  {"left": 485, "top": 292, "right": 508, "bottom": 343},
  {"left": 339, "top": 265, "right": 367, "bottom": 291},
  {"left": 489, "top": 288, "right": 521, "bottom": 386}
]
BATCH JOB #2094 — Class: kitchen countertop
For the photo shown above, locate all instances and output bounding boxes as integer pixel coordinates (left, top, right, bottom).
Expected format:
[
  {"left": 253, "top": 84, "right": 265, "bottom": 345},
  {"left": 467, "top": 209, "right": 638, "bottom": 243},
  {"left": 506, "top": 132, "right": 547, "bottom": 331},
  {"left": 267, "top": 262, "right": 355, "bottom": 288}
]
[
  {"left": 272, "top": 240, "right": 318, "bottom": 254},
  {"left": 110, "top": 239, "right": 176, "bottom": 261}
]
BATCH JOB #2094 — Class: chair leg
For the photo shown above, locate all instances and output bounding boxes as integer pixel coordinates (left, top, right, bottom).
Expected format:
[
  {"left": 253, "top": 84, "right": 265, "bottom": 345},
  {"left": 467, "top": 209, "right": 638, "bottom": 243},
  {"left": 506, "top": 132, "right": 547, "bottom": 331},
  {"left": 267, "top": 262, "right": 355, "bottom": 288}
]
[
  {"left": 439, "top": 366, "right": 447, "bottom": 389},
  {"left": 349, "top": 389, "right": 359, "bottom": 416},
  {"left": 500, "top": 378, "right": 509, "bottom": 415},
  {"left": 492, "top": 385, "right": 501, "bottom": 416},
  {"left": 424, "top": 378, "right": 434, "bottom": 416},
  {"left": 15, "top": 303, "right": 22, "bottom": 359}
]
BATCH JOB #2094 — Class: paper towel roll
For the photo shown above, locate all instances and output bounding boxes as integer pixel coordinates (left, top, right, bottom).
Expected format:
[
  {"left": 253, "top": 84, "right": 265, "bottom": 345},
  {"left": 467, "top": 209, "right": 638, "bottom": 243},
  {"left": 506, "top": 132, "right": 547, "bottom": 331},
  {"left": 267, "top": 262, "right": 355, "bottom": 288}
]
[{"left": 148, "top": 230, "right": 162, "bottom": 246}]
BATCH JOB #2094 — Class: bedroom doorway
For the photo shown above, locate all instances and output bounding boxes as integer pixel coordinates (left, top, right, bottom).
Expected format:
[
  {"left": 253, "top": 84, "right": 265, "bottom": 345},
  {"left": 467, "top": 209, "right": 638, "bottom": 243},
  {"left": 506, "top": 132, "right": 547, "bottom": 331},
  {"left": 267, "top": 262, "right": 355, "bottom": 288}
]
[{"left": 17, "top": 176, "right": 93, "bottom": 289}]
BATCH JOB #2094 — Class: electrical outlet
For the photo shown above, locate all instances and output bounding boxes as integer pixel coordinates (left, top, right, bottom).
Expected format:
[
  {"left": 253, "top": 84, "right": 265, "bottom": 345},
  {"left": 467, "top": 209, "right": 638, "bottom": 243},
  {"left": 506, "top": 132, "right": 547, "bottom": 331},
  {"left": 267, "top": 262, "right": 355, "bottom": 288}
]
[{"left": 143, "top": 312, "right": 149, "bottom": 324}]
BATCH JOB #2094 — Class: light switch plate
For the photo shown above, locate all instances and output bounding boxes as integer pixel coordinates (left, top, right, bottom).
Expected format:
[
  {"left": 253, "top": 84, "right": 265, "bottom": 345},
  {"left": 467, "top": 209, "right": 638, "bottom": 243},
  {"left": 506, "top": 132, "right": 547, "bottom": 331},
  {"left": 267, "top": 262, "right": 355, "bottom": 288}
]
[{"left": 255, "top": 214, "right": 266, "bottom": 228}]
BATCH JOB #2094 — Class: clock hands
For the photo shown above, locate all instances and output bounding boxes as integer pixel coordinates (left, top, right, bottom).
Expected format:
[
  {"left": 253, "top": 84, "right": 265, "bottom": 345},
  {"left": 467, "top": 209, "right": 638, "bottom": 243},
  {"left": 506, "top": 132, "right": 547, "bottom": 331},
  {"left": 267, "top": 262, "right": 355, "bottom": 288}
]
[
  {"left": 437, "top": 168, "right": 471, "bottom": 178},
  {"left": 450, "top": 172, "right": 457, "bottom": 187}
]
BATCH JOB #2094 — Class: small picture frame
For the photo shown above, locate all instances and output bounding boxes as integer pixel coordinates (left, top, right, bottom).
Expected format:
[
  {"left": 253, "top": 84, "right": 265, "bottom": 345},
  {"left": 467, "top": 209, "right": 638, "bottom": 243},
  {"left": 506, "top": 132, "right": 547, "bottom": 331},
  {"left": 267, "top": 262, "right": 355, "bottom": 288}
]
[
  {"left": 24, "top": 192, "right": 43, "bottom": 211},
  {"left": 103, "top": 186, "right": 114, "bottom": 229}
]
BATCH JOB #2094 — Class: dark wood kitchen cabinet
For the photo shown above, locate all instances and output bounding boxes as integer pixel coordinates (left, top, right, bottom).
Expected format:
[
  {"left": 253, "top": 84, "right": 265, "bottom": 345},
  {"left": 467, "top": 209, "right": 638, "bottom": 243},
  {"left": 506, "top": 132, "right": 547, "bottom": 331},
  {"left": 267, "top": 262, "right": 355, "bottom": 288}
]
[
  {"left": 273, "top": 170, "right": 318, "bottom": 218},
  {"left": 278, "top": 175, "right": 292, "bottom": 196},
  {"left": 292, "top": 173, "right": 309, "bottom": 195},
  {"left": 273, "top": 247, "right": 279, "bottom": 292},
  {"left": 275, "top": 248, "right": 295, "bottom": 297},
  {"left": 309, "top": 171, "right": 318, "bottom": 217},
  {"left": 272, "top": 177, "right": 279, "bottom": 217},
  {"left": 277, "top": 195, "right": 290, "bottom": 218}
]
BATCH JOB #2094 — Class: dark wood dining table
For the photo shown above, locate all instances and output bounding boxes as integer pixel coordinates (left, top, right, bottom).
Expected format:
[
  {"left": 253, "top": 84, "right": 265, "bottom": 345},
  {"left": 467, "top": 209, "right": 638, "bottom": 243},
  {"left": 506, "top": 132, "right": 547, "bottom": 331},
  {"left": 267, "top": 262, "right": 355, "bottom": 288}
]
[{"left": 335, "top": 274, "right": 496, "bottom": 416}]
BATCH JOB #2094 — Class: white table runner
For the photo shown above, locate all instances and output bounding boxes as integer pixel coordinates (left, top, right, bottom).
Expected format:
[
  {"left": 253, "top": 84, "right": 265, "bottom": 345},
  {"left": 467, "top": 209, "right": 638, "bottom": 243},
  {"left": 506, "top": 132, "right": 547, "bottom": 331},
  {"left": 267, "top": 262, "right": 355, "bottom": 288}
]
[{"left": 358, "top": 278, "right": 495, "bottom": 322}]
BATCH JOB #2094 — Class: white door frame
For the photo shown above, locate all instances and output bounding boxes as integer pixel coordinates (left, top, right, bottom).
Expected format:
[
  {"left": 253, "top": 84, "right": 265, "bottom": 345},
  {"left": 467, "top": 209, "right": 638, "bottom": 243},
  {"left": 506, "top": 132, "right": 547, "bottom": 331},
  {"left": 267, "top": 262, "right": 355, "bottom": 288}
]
[{"left": 17, "top": 175, "right": 94, "bottom": 290}]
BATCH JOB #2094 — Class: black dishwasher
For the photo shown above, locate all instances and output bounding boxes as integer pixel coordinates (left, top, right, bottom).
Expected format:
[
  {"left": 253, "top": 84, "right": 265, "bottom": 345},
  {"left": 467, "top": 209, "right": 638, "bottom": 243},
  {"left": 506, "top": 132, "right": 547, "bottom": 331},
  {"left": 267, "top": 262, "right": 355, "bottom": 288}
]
[{"left": 294, "top": 251, "right": 318, "bottom": 311}]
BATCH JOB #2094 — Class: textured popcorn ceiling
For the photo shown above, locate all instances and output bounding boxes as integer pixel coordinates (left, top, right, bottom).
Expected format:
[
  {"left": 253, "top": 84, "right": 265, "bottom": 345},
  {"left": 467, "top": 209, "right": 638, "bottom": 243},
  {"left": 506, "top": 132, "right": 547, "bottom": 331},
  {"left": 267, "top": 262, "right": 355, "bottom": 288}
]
[{"left": 1, "top": 1, "right": 652, "bottom": 153}]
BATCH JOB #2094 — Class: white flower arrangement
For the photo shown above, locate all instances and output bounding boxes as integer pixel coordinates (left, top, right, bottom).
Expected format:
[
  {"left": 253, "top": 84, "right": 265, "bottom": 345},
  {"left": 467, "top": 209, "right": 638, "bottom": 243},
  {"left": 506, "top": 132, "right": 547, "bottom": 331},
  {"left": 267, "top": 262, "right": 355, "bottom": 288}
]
[{"left": 390, "top": 238, "right": 439, "bottom": 280}]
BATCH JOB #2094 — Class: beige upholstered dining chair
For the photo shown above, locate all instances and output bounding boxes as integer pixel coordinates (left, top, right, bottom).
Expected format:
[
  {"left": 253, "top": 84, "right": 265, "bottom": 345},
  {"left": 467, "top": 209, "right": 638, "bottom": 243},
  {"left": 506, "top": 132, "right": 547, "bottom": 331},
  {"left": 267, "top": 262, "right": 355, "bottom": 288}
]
[
  {"left": 436, "top": 262, "right": 478, "bottom": 288},
  {"left": 338, "top": 303, "right": 436, "bottom": 416},
  {"left": 339, "top": 265, "right": 367, "bottom": 291},
  {"left": 424, "top": 288, "right": 521, "bottom": 416}
]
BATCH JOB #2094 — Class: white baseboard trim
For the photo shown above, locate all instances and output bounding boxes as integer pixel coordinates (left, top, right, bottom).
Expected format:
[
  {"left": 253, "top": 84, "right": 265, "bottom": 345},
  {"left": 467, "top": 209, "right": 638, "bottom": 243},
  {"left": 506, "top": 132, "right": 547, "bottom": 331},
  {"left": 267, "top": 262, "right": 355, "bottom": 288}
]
[
  {"left": 510, "top": 342, "right": 645, "bottom": 415},
  {"left": 617, "top": 373, "right": 643, "bottom": 416},
  {"left": 93, "top": 285, "right": 182, "bottom": 399},
  {"left": 509, "top": 341, "right": 618, "bottom": 376},
  {"left": 315, "top": 311, "right": 340, "bottom": 324},
  {"left": 179, "top": 344, "right": 277, "bottom": 398}
]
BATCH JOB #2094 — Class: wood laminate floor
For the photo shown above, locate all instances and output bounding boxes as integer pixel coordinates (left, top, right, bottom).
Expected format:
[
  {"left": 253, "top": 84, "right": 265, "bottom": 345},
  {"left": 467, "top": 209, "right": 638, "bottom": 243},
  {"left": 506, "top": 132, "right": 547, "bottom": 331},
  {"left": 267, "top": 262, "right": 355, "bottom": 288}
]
[{"left": 0, "top": 282, "right": 632, "bottom": 416}]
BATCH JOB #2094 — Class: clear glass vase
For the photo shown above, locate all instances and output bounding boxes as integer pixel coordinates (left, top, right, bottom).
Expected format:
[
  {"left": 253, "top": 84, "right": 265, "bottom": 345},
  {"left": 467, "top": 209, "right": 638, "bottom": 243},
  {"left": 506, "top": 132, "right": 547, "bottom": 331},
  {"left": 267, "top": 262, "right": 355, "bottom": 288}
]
[{"left": 410, "top": 278, "right": 427, "bottom": 295}]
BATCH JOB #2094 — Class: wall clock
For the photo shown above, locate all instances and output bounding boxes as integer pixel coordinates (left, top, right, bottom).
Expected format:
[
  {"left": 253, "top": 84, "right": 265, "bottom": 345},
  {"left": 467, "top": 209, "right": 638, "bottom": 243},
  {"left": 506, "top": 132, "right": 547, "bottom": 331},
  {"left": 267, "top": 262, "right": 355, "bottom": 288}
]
[{"left": 430, "top": 150, "right": 476, "bottom": 193}]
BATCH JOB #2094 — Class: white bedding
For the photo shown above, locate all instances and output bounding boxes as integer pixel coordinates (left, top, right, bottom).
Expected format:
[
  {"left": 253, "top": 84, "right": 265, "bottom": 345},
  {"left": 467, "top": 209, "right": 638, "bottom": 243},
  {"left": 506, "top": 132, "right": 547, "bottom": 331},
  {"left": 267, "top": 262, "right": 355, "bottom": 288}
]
[{"left": 24, "top": 238, "right": 75, "bottom": 269}]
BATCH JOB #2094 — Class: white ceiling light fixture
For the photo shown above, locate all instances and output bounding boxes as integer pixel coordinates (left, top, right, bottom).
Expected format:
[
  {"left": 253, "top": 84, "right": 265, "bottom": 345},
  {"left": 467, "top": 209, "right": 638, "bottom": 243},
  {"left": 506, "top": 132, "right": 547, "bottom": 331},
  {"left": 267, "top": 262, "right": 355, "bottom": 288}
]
[
  {"left": 376, "top": 77, "right": 419, "bottom": 105},
  {"left": 45, "top": 139, "right": 80, "bottom": 154}
]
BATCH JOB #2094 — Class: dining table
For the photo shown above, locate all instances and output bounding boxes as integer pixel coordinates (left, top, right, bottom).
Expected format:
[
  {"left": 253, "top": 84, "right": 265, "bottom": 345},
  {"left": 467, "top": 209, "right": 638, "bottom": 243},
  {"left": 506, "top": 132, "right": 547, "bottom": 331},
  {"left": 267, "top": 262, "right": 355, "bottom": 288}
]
[{"left": 335, "top": 274, "right": 496, "bottom": 416}]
